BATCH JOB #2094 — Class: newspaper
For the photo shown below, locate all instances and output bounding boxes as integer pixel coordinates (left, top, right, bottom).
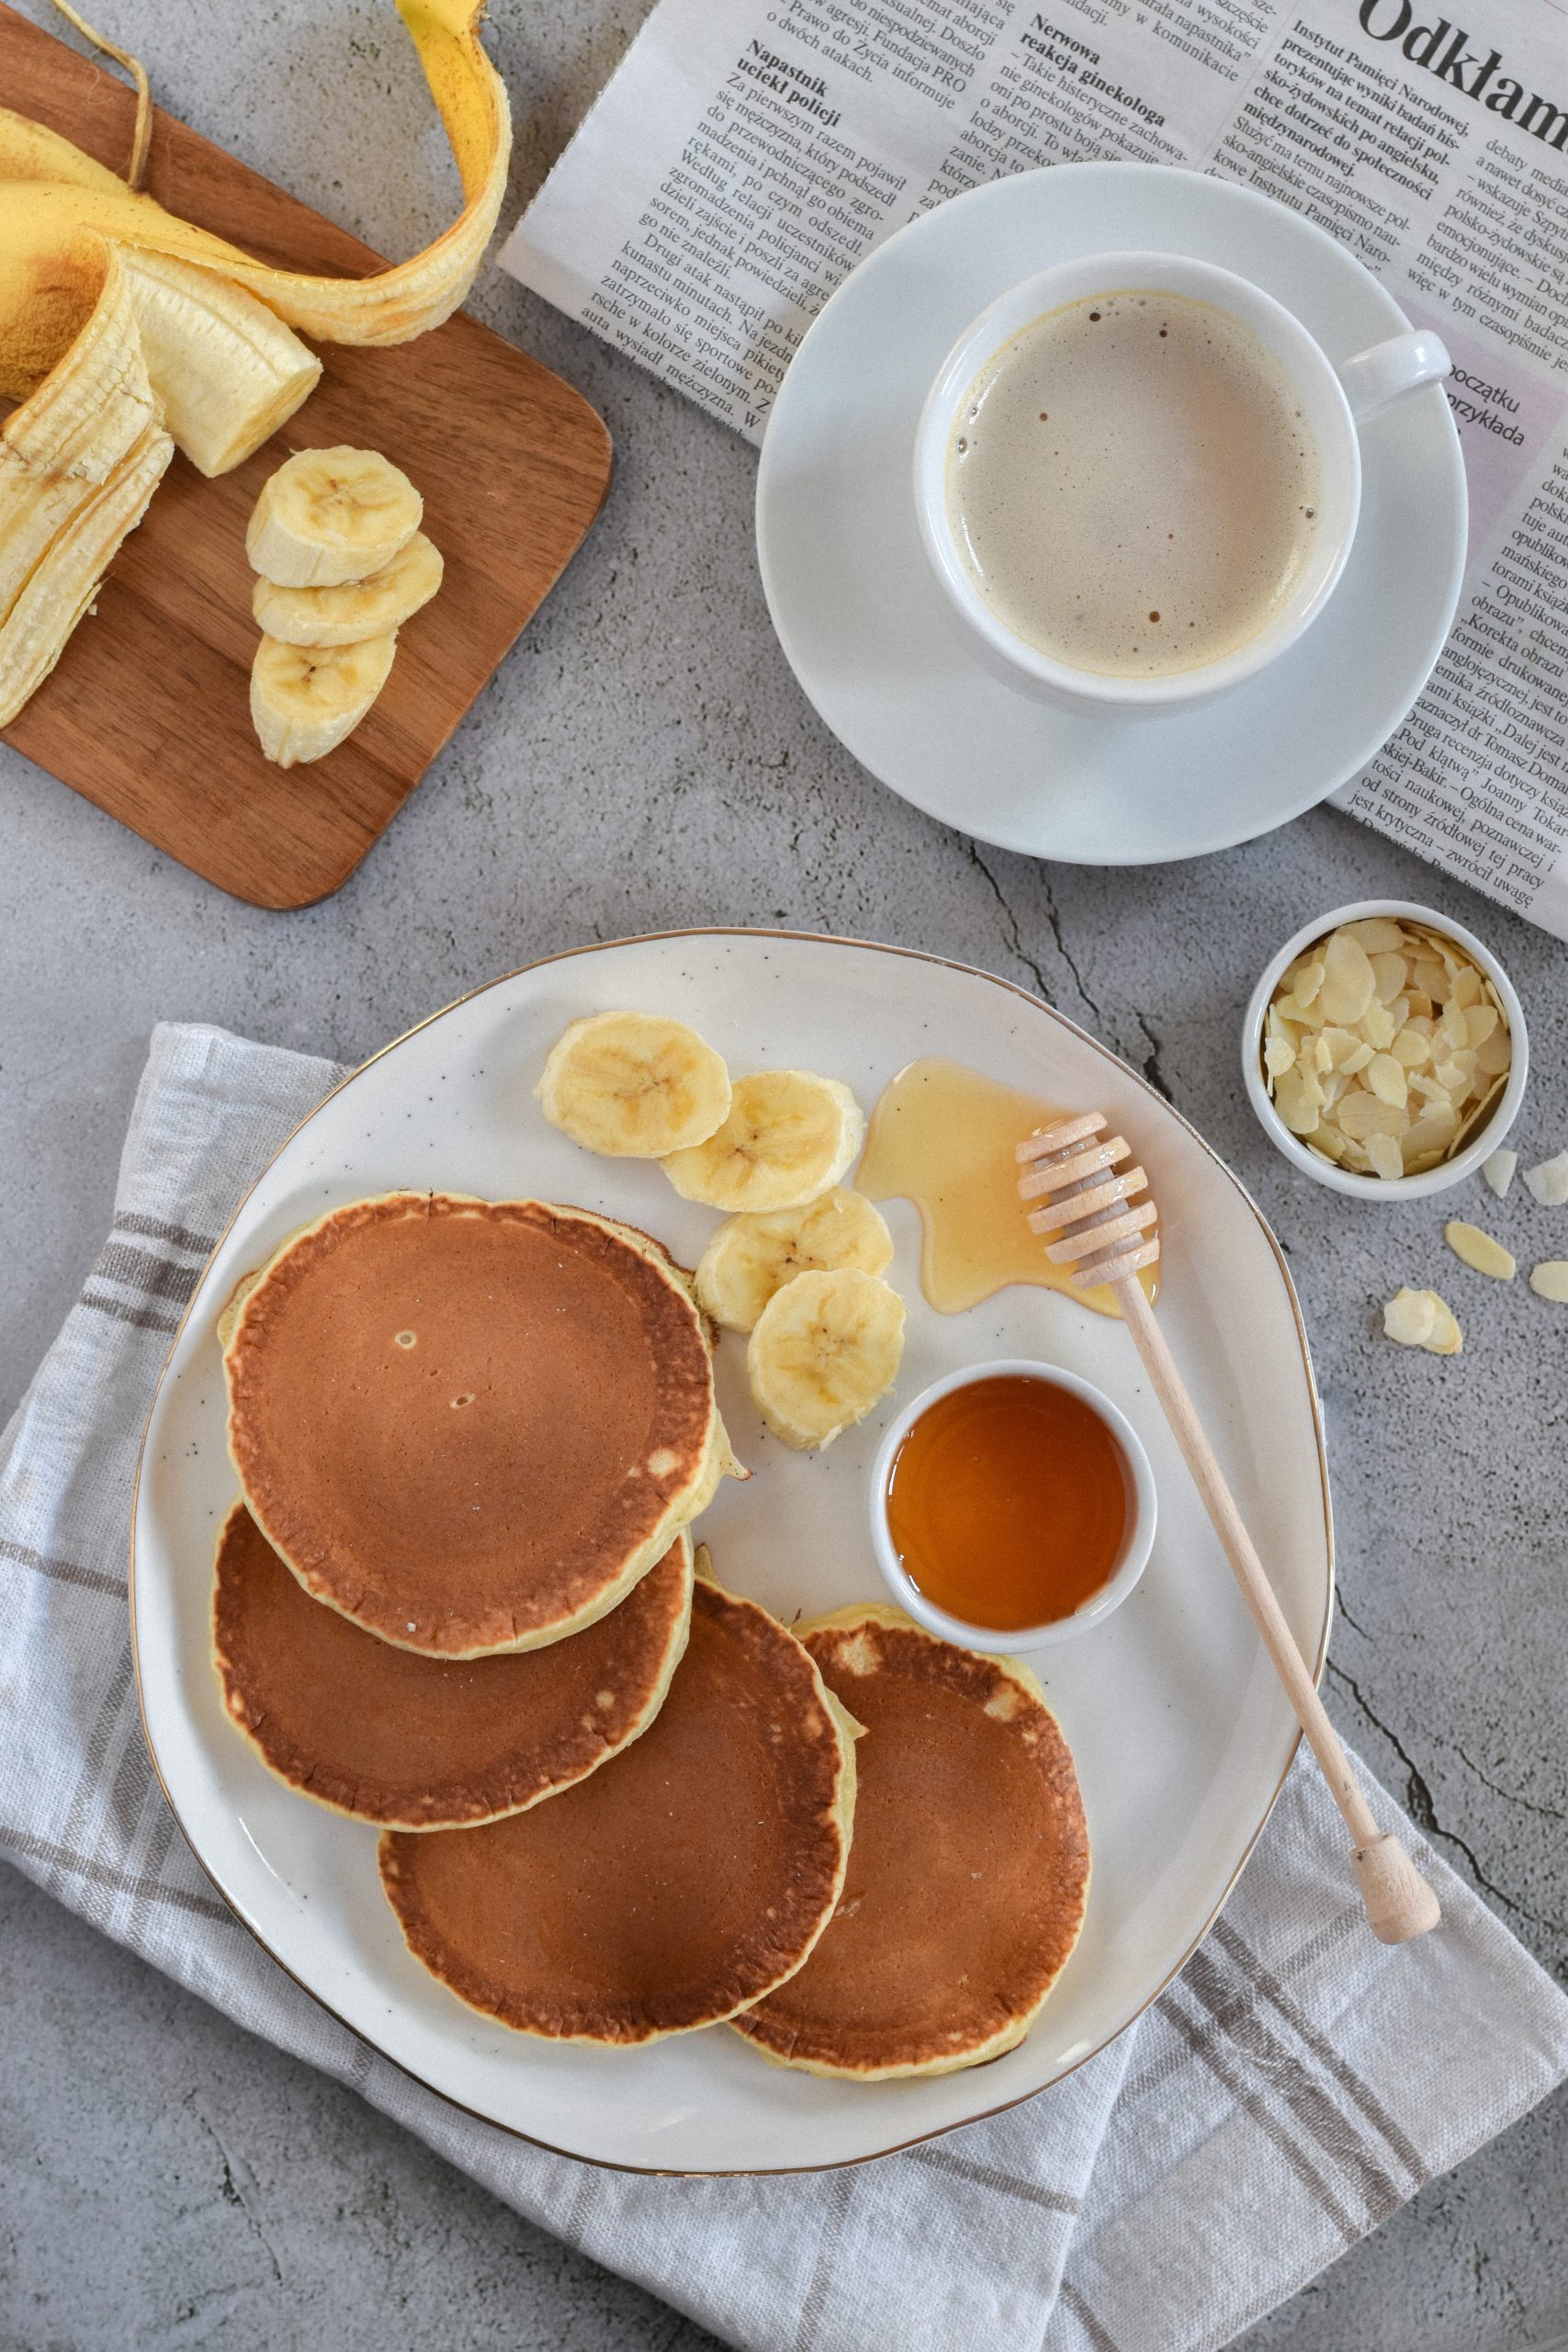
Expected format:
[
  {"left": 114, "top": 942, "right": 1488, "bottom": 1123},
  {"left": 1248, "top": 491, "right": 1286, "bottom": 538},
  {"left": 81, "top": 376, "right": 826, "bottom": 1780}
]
[{"left": 499, "top": 0, "right": 1568, "bottom": 937}]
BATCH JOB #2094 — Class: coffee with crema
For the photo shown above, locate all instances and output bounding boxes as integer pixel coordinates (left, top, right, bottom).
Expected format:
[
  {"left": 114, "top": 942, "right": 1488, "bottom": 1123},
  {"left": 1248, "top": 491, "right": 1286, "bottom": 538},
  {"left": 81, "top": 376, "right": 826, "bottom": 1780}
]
[{"left": 946, "top": 291, "right": 1322, "bottom": 679}]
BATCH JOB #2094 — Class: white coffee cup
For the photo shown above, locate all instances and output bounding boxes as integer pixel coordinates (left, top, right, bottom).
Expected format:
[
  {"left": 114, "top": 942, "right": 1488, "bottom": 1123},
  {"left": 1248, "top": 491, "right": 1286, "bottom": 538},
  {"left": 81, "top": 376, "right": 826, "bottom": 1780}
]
[{"left": 913, "top": 252, "right": 1450, "bottom": 715}]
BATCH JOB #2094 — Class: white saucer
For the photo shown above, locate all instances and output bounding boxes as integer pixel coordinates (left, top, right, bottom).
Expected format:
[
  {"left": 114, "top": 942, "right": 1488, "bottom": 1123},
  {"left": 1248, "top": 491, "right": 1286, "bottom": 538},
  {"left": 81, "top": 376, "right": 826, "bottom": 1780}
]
[{"left": 755, "top": 164, "right": 1466, "bottom": 865}]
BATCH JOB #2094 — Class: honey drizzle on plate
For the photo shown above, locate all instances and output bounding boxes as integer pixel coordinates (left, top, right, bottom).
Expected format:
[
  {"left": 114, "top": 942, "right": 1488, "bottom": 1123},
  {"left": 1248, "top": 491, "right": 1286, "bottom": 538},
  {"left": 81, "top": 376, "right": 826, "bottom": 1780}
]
[{"left": 857, "top": 1057, "right": 1157, "bottom": 1317}]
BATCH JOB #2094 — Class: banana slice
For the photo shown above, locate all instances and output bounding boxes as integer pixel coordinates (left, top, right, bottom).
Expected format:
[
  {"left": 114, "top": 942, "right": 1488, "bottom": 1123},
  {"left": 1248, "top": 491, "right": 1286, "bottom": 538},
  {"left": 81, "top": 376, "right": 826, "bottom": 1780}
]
[
  {"left": 695, "top": 1190, "right": 893, "bottom": 1333},
  {"left": 537, "top": 1012, "right": 731, "bottom": 1158},
  {"left": 662, "top": 1071, "right": 864, "bottom": 1214},
  {"left": 246, "top": 447, "right": 423, "bottom": 588},
  {"left": 747, "top": 1268, "right": 906, "bottom": 1452},
  {"left": 252, "top": 531, "right": 444, "bottom": 647},
  {"left": 250, "top": 630, "right": 396, "bottom": 767}
]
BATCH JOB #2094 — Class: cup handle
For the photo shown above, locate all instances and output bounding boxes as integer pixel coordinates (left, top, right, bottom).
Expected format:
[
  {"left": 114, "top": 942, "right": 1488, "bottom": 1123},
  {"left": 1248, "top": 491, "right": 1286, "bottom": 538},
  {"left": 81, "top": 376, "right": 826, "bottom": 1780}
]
[{"left": 1337, "top": 329, "right": 1451, "bottom": 425}]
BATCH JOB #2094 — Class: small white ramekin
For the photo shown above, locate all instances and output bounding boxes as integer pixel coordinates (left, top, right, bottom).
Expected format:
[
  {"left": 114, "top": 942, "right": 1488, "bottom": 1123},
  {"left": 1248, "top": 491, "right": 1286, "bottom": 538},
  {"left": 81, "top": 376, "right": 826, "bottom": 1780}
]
[
  {"left": 867, "top": 1359, "right": 1157, "bottom": 1655},
  {"left": 1241, "top": 899, "right": 1529, "bottom": 1201}
]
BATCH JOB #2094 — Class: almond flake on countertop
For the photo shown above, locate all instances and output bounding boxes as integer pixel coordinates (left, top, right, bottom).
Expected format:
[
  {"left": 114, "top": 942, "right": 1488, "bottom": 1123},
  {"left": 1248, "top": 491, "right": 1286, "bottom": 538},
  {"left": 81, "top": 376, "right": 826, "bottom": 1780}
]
[
  {"left": 1482, "top": 1148, "right": 1517, "bottom": 1198},
  {"left": 1524, "top": 1151, "right": 1568, "bottom": 1206},
  {"left": 1445, "top": 1221, "right": 1517, "bottom": 1281},
  {"left": 1382, "top": 1286, "right": 1462, "bottom": 1353}
]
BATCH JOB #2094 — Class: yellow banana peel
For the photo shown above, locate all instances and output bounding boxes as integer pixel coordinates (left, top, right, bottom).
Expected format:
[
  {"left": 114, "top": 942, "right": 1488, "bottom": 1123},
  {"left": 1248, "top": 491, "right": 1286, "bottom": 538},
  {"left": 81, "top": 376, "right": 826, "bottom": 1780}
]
[
  {"left": 0, "top": 0, "right": 511, "bottom": 731},
  {"left": 0, "top": 0, "right": 511, "bottom": 379}
]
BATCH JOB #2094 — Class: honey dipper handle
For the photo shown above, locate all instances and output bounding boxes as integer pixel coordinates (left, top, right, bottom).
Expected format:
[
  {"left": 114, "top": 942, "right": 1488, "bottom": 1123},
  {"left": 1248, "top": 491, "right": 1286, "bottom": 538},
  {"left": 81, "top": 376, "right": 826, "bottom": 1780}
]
[{"left": 1116, "top": 1278, "right": 1440, "bottom": 1945}]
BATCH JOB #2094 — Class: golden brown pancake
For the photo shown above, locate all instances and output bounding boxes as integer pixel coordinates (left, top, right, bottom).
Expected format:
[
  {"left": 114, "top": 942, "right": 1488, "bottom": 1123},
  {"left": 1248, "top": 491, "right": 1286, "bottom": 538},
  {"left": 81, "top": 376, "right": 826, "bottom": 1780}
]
[
  {"left": 733, "top": 1604, "right": 1089, "bottom": 2079},
  {"left": 222, "top": 1193, "right": 719, "bottom": 1657},
  {"left": 378, "top": 1566, "right": 859, "bottom": 2044},
  {"left": 212, "top": 1503, "right": 693, "bottom": 1829}
]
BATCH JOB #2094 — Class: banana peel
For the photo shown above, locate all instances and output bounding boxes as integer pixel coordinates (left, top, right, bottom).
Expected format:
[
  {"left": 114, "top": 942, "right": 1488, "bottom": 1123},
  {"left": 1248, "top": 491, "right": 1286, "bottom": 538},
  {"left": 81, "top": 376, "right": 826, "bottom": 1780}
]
[
  {"left": 0, "top": 0, "right": 511, "bottom": 729},
  {"left": 0, "top": 247, "right": 174, "bottom": 715},
  {"left": 0, "top": 0, "right": 512, "bottom": 386}
]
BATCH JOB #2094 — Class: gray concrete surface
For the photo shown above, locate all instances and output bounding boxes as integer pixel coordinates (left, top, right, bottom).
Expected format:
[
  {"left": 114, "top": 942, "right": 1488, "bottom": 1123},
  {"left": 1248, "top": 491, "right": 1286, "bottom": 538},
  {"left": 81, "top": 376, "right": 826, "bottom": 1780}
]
[{"left": 2, "top": 0, "right": 1565, "bottom": 2345}]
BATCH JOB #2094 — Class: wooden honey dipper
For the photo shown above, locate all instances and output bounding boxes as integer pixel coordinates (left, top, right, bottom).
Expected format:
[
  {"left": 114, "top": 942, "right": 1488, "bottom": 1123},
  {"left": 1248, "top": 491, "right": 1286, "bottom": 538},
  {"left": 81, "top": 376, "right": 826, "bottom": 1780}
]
[{"left": 1018, "top": 1113, "right": 1440, "bottom": 1945}]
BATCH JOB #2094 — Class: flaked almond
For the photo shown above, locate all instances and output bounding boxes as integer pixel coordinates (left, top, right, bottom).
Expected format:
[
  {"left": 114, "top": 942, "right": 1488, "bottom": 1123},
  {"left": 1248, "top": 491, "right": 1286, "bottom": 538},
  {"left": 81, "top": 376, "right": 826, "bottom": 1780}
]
[
  {"left": 1337, "top": 1091, "right": 1407, "bottom": 1141},
  {"left": 1382, "top": 1285, "right": 1461, "bottom": 1353},
  {"left": 1529, "top": 1261, "right": 1568, "bottom": 1303},
  {"left": 1482, "top": 1148, "right": 1517, "bottom": 1199},
  {"left": 1370, "top": 951, "right": 1407, "bottom": 1002},
  {"left": 1366, "top": 1054, "right": 1407, "bottom": 1109},
  {"left": 1445, "top": 1220, "right": 1516, "bottom": 1281},
  {"left": 1367, "top": 1133, "right": 1404, "bottom": 1182},
  {"left": 1524, "top": 1151, "right": 1568, "bottom": 1206},
  {"left": 1346, "top": 917, "right": 1408, "bottom": 953},
  {"left": 1382, "top": 1286, "right": 1435, "bottom": 1345},
  {"left": 1320, "top": 930, "right": 1376, "bottom": 1024}
]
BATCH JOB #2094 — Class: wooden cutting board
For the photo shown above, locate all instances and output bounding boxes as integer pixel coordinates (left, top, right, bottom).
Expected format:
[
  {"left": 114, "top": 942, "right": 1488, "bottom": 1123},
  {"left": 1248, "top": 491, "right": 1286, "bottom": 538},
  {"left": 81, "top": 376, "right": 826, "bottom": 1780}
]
[{"left": 0, "top": 5, "right": 613, "bottom": 908}]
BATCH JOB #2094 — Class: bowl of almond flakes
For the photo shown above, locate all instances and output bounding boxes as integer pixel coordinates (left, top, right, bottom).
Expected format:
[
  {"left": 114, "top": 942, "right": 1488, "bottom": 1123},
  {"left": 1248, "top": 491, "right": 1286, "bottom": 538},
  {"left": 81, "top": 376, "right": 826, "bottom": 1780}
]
[{"left": 1242, "top": 900, "right": 1529, "bottom": 1199}]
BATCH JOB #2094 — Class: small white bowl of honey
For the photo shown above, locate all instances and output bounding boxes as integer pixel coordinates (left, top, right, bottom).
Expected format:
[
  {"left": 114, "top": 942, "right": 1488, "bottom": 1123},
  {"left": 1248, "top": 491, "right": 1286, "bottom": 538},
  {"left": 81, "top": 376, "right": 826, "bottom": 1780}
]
[{"left": 869, "top": 1361, "right": 1156, "bottom": 1653}]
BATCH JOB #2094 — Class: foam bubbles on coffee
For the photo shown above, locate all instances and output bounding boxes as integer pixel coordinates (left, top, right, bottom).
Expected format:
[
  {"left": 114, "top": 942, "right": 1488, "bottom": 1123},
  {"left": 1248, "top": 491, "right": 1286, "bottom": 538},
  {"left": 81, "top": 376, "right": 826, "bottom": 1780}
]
[{"left": 947, "top": 291, "right": 1321, "bottom": 679}]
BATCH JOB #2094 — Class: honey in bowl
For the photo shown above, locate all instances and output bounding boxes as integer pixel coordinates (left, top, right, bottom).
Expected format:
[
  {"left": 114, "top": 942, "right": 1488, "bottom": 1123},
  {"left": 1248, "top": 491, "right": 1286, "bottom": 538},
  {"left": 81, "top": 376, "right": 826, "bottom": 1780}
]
[{"left": 886, "top": 1374, "right": 1131, "bottom": 1633}]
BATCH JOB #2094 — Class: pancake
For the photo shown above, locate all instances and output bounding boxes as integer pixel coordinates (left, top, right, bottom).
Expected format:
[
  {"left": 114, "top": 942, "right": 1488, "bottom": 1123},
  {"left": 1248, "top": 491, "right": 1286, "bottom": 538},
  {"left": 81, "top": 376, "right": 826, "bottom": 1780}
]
[
  {"left": 378, "top": 1564, "right": 860, "bottom": 2044},
  {"left": 222, "top": 1193, "right": 724, "bottom": 1657},
  {"left": 732, "top": 1604, "right": 1089, "bottom": 2080},
  {"left": 212, "top": 1503, "right": 694, "bottom": 1829}
]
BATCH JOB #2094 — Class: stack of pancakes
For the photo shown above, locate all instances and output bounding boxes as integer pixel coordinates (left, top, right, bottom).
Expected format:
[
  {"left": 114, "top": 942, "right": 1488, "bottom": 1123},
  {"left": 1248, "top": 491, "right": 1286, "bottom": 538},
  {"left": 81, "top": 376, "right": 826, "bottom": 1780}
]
[{"left": 213, "top": 1188, "right": 1089, "bottom": 2072}]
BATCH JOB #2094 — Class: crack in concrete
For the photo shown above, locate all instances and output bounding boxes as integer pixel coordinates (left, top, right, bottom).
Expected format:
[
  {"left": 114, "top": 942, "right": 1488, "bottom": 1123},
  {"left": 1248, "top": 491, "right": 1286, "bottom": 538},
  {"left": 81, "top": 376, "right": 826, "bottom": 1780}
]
[
  {"left": 1452, "top": 1741, "right": 1568, "bottom": 1829},
  {"left": 1331, "top": 1584, "right": 1376, "bottom": 1642},
  {"left": 964, "top": 841, "right": 1056, "bottom": 1008},
  {"left": 186, "top": 2097, "right": 284, "bottom": 2287},
  {"left": 1036, "top": 868, "right": 1105, "bottom": 1030},
  {"left": 1131, "top": 1005, "right": 1173, "bottom": 1101},
  {"left": 1325, "top": 1661, "right": 1568, "bottom": 1947}
]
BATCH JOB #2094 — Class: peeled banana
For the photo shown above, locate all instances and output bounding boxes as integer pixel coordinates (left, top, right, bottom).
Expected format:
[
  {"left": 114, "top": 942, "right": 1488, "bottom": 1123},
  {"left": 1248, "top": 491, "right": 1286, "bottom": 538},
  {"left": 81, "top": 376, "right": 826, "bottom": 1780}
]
[
  {"left": 0, "top": 247, "right": 159, "bottom": 628},
  {"left": 537, "top": 1012, "right": 733, "bottom": 1159},
  {"left": 0, "top": 250, "right": 173, "bottom": 725},
  {"left": 662, "top": 1071, "right": 865, "bottom": 1216},
  {"left": 118, "top": 250, "right": 321, "bottom": 478},
  {"left": 747, "top": 1268, "right": 906, "bottom": 1451},
  {"left": 250, "top": 630, "right": 396, "bottom": 767},
  {"left": 695, "top": 1190, "right": 893, "bottom": 1333},
  {"left": 247, "top": 447, "right": 423, "bottom": 587},
  {"left": 253, "top": 531, "right": 443, "bottom": 647},
  {"left": 0, "top": 0, "right": 510, "bottom": 731}
]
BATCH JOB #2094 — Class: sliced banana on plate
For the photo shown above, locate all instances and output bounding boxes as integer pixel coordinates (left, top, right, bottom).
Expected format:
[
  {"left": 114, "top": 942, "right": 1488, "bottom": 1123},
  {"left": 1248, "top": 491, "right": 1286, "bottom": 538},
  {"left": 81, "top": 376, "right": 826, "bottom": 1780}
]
[
  {"left": 695, "top": 1189, "right": 893, "bottom": 1333},
  {"left": 747, "top": 1267, "right": 906, "bottom": 1451},
  {"left": 247, "top": 446, "right": 423, "bottom": 587},
  {"left": 253, "top": 532, "right": 444, "bottom": 647},
  {"left": 537, "top": 1012, "right": 732, "bottom": 1158},
  {"left": 250, "top": 631, "right": 397, "bottom": 767},
  {"left": 662, "top": 1070, "right": 864, "bottom": 1214}
]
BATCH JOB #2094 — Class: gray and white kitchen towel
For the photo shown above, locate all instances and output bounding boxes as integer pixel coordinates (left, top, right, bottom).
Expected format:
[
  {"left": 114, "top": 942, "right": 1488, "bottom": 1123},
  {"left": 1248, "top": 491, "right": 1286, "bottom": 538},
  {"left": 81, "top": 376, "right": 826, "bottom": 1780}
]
[{"left": 4, "top": 1020, "right": 1566, "bottom": 2352}]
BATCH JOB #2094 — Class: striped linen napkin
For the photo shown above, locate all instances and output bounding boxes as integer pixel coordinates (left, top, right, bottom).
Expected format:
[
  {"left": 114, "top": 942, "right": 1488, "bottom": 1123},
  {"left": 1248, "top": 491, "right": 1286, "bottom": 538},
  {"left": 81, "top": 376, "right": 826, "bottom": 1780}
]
[{"left": 5, "top": 1019, "right": 1565, "bottom": 2352}]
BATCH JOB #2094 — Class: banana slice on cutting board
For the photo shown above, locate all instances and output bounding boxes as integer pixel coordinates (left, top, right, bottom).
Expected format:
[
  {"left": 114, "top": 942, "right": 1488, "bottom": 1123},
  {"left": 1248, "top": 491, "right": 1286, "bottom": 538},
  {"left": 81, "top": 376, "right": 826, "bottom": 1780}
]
[
  {"left": 252, "top": 532, "right": 445, "bottom": 648},
  {"left": 250, "top": 631, "right": 397, "bottom": 767},
  {"left": 662, "top": 1071, "right": 864, "bottom": 1215},
  {"left": 747, "top": 1267, "right": 906, "bottom": 1451},
  {"left": 247, "top": 446, "right": 423, "bottom": 587},
  {"left": 537, "top": 1012, "right": 732, "bottom": 1158},
  {"left": 695, "top": 1190, "right": 893, "bottom": 1333}
]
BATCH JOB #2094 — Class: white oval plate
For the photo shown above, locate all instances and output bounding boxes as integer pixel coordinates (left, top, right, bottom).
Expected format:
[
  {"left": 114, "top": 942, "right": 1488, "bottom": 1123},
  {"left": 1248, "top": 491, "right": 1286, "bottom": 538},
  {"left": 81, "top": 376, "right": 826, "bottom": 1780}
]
[
  {"left": 132, "top": 933, "right": 1332, "bottom": 2175},
  {"left": 755, "top": 164, "right": 1466, "bottom": 864}
]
